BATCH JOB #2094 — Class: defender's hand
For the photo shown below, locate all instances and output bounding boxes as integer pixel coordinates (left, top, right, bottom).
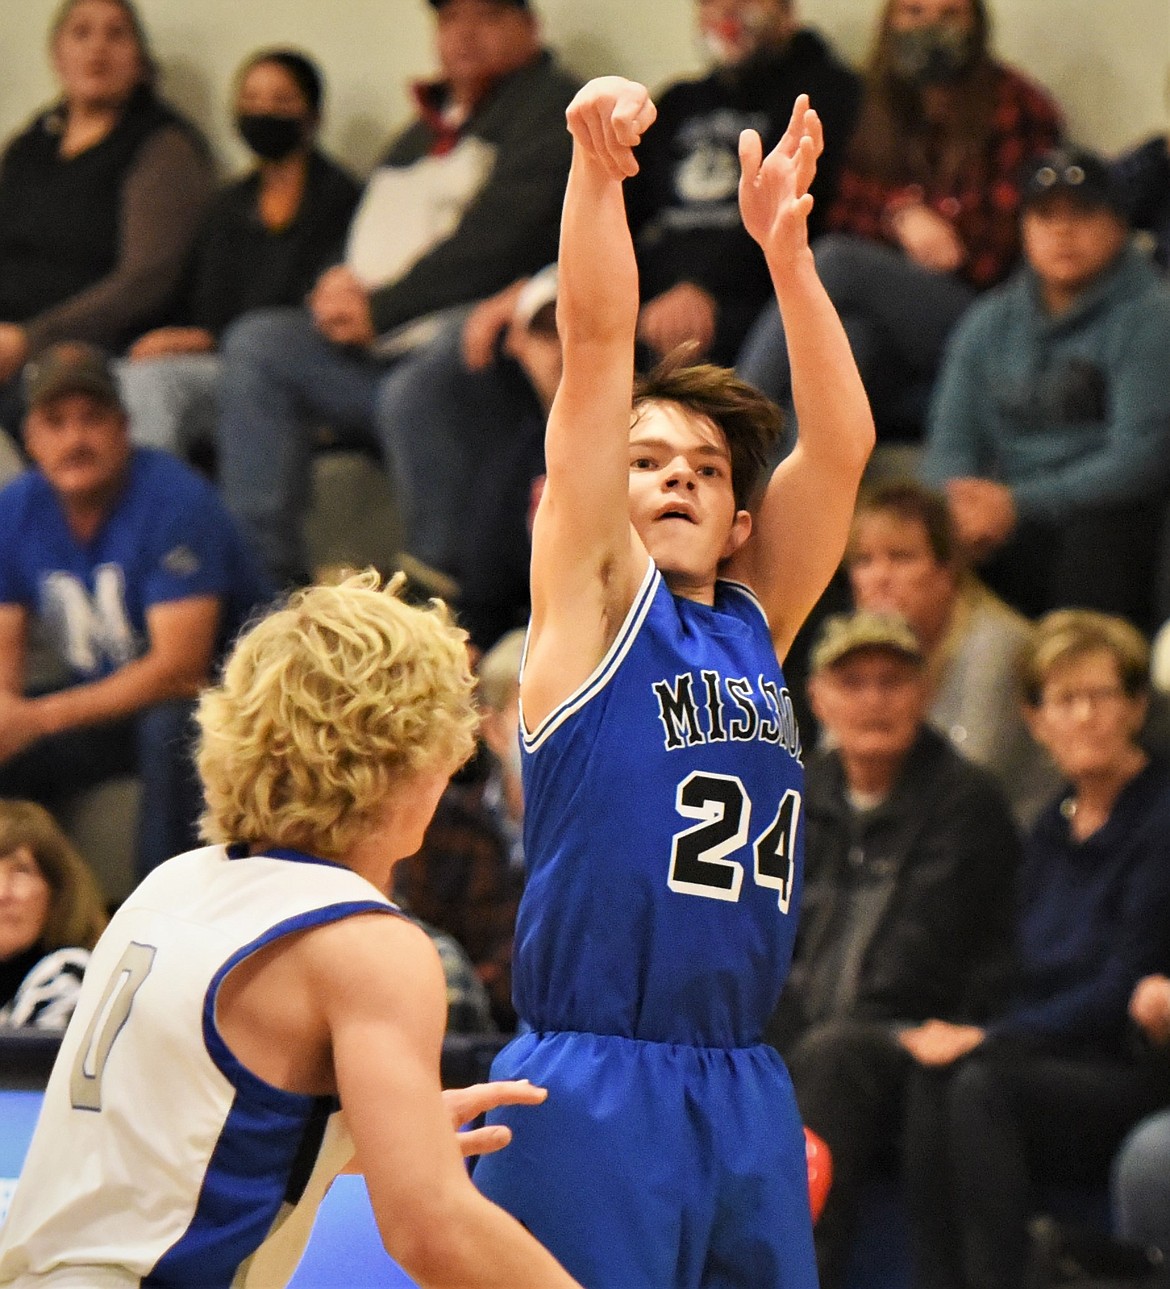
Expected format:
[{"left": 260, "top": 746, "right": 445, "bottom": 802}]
[
  {"left": 566, "top": 77, "right": 657, "bottom": 181},
  {"left": 443, "top": 1078, "right": 548, "bottom": 1158}
]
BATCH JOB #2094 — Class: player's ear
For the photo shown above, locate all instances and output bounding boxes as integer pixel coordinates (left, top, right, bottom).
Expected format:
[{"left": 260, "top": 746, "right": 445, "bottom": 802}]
[{"left": 721, "top": 509, "right": 752, "bottom": 561}]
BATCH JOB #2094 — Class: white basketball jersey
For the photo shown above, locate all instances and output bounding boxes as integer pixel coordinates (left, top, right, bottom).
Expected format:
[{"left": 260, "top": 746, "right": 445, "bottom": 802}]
[{"left": 0, "top": 844, "right": 399, "bottom": 1287}]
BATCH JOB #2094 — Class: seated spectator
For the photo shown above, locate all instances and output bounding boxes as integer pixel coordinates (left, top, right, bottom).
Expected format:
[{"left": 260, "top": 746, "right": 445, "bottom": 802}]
[
  {"left": 626, "top": 0, "right": 859, "bottom": 368},
  {"left": 118, "top": 49, "right": 360, "bottom": 460},
  {"left": 1114, "top": 133, "right": 1170, "bottom": 269},
  {"left": 216, "top": 0, "right": 579, "bottom": 589},
  {"left": 394, "top": 629, "right": 526, "bottom": 1030},
  {"left": 738, "top": 0, "right": 1062, "bottom": 441},
  {"left": 0, "top": 0, "right": 213, "bottom": 434},
  {"left": 371, "top": 0, "right": 860, "bottom": 608},
  {"left": 380, "top": 267, "right": 560, "bottom": 652},
  {"left": 847, "top": 478, "right": 1059, "bottom": 824},
  {"left": 0, "top": 343, "right": 272, "bottom": 882},
  {"left": 922, "top": 148, "right": 1170, "bottom": 631},
  {"left": 899, "top": 609, "right": 1170, "bottom": 1289},
  {"left": 1111, "top": 974, "right": 1170, "bottom": 1258},
  {"left": 0, "top": 799, "right": 107, "bottom": 1030},
  {"left": 767, "top": 609, "right": 1019, "bottom": 1289}
]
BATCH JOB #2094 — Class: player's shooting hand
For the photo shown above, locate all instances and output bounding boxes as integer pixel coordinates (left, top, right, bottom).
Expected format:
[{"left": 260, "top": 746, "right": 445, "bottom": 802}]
[
  {"left": 566, "top": 77, "right": 657, "bottom": 182},
  {"left": 739, "top": 94, "right": 822, "bottom": 269},
  {"left": 442, "top": 1078, "right": 548, "bottom": 1158}
]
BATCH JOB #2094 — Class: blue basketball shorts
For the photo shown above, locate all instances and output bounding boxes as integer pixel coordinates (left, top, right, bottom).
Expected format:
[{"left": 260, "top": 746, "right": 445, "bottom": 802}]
[{"left": 472, "top": 1028, "right": 817, "bottom": 1289}]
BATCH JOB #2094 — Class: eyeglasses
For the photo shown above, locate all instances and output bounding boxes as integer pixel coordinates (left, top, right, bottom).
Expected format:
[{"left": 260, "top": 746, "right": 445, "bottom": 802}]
[
  {"left": 1031, "top": 163, "right": 1090, "bottom": 191},
  {"left": 1040, "top": 685, "right": 1128, "bottom": 715}
]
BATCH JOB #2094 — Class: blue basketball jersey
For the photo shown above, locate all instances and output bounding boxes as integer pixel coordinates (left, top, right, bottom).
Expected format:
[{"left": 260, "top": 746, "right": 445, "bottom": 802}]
[{"left": 515, "top": 561, "right": 805, "bottom": 1048}]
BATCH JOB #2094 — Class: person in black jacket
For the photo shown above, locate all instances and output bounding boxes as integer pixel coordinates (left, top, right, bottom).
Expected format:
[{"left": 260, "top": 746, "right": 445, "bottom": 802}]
[
  {"left": 0, "top": 0, "right": 212, "bottom": 435},
  {"left": 627, "top": 0, "right": 860, "bottom": 368},
  {"left": 767, "top": 608, "right": 1020, "bottom": 1289},
  {"left": 117, "top": 49, "right": 360, "bottom": 460}
]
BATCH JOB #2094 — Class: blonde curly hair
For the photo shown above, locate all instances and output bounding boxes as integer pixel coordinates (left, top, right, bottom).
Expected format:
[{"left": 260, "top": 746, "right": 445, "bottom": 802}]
[{"left": 195, "top": 570, "right": 478, "bottom": 860}]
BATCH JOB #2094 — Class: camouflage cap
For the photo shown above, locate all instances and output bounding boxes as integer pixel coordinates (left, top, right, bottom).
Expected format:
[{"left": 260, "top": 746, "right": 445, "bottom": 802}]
[
  {"left": 810, "top": 610, "right": 924, "bottom": 674},
  {"left": 24, "top": 342, "right": 122, "bottom": 410}
]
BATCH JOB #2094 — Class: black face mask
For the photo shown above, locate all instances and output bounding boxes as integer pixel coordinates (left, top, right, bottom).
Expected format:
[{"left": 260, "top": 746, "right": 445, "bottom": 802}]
[
  {"left": 888, "top": 24, "right": 977, "bottom": 86},
  {"left": 235, "top": 113, "right": 306, "bottom": 162}
]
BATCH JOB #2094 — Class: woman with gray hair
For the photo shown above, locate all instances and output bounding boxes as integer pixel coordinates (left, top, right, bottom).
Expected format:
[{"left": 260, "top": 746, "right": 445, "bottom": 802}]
[{"left": 898, "top": 609, "right": 1170, "bottom": 1289}]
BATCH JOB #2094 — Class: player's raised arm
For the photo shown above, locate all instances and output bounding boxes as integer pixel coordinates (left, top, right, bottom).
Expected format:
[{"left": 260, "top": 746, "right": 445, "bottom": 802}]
[
  {"left": 724, "top": 97, "right": 874, "bottom": 658},
  {"left": 524, "top": 78, "right": 656, "bottom": 727}
]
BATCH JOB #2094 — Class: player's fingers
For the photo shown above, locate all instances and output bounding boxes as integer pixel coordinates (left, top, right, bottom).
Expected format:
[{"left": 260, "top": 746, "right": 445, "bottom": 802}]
[
  {"left": 793, "top": 134, "right": 818, "bottom": 199},
  {"left": 738, "top": 128, "right": 764, "bottom": 183},
  {"left": 446, "top": 1078, "right": 548, "bottom": 1126},
  {"left": 611, "top": 84, "right": 654, "bottom": 143},
  {"left": 616, "top": 93, "right": 656, "bottom": 144},
  {"left": 803, "top": 107, "right": 824, "bottom": 160},
  {"left": 457, "top": 1123, "right": 513, "bottom": 1158},
  {"left": 778, "top": 93, "right": 810, "bottom": 156}
]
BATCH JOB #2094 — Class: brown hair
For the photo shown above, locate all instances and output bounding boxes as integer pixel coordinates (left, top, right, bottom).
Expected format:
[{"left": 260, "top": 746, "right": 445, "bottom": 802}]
[
  {"left": 0, "top": 801, "right": 108, "bottom": 952},
  {"left": 849, "top": 477, "right": 960, "bottom": 567},
  {"left": 1021, "top": 609, "right": 1150, "bottom": 707},
  {"left": 633, "top": 350, "right": 783, "bottom": 511},
  {"left": 845, "top": 0, "right": 997, "bottom": 191}
]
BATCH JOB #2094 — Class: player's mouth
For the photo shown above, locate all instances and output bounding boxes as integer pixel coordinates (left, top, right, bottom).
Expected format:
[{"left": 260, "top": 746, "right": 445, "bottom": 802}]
[{"left": 655, "top": 503, "right": 698, "bottom": 524}]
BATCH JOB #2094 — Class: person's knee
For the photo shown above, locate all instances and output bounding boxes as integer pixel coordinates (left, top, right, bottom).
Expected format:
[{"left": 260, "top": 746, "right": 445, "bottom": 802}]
[
  {"left": 1114, "top": 1112, "right": 1170, "bottom": 1201},
  {"left": 221, "top": 306, "right": 313, "bottom": 369}
]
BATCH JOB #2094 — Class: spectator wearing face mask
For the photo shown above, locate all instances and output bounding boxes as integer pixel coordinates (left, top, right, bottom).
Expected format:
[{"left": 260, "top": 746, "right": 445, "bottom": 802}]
[
  {"left": 738, "top": 0, "right": 1063, "bottom": 442},
  {"left": 117, "top": 48, "right": 360, "bottom": 461}
]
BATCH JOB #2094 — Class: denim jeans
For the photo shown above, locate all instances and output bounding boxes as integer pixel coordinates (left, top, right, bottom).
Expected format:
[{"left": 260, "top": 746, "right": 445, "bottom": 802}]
[
  {"left": 116, "top": 352, "right": 221, "bottom": 457},
  {"left": 219, "top": 303, "right": 526, "bottom": 585},
  {"left": 0, "top": 697, "right": 203, "bottom": 883},
  {"left": 1113, "top": 1107, "right": 1170, "bottom": 1252}
]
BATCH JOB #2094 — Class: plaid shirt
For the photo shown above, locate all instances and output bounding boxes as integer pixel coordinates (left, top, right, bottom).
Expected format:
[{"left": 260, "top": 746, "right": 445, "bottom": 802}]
[
  {"left": 827, "top": 65, "right": 1063, "bottom": 289},
  {"left": 394, "top": 769, "right": 524, "bottom": 1031}
]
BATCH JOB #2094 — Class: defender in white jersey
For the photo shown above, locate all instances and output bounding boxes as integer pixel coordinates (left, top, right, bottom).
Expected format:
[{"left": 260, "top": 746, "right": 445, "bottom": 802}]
[{"left": 0, "top": 571, "right": 580, "bottom": 1289}]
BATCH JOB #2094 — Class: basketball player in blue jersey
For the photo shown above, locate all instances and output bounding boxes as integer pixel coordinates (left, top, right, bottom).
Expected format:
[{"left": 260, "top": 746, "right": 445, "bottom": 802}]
[
  {"left": 471, "top": 78, "right": 874, "bottom": 1286},
  {"left": 0, "top": 571, "right": 580, "bottom": 1288}
]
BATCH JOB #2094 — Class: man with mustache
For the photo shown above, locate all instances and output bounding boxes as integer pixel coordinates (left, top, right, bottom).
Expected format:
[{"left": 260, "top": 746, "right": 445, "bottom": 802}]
[{"left": 0, "top": 341, "right": 270, "bottom": 883}]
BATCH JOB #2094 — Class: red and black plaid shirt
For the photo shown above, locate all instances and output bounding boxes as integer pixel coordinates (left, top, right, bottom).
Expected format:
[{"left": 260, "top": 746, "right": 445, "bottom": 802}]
[
  {"left": 394, "top": 775, "right": 524, "bottom": 1031},
  {"left": 827, "top": 65, "right": 1064, "bottom": 289}
]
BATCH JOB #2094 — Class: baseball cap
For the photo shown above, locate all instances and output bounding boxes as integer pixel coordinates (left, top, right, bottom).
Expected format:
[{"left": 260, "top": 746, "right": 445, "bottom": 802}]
[
  {"left": 24, "top": 342, "right": 123, "bottom": 410},
  {"left": 810, "top": 610, "right": 924, "bottom": 674},
  {"left": 1021, "top": 147, "right": 1127, "bottom": 217}
]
